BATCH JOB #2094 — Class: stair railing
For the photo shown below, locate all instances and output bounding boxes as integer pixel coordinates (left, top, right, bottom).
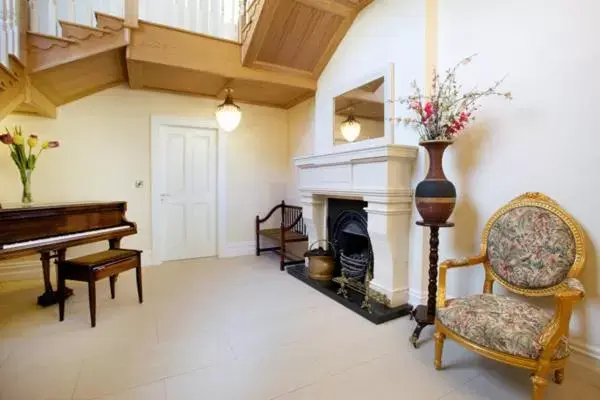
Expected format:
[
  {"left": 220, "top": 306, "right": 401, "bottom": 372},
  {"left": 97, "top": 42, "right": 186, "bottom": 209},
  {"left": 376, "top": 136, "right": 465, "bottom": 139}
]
[
  {"left": 25, "top": 0, "right": 240, "bottom": 41},
  {"left": 239, "top": 0, "right": 259, "bottom": 44},
  {"left": 0, "top": 0, "right": 19, "bottom": 67},
  {"left": 138, "top": 0, "right": 239, "bottom": 41},
  {"left": 28, "top": 0, "right": 125, "bottom": 36}
]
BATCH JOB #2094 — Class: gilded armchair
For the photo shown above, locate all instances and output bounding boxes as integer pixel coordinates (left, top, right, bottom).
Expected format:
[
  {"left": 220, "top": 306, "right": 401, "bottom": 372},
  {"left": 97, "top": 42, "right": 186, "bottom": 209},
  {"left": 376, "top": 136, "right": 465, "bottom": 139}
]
[{"left": 434, "top": 192, "right": 586, "bottom": 400}]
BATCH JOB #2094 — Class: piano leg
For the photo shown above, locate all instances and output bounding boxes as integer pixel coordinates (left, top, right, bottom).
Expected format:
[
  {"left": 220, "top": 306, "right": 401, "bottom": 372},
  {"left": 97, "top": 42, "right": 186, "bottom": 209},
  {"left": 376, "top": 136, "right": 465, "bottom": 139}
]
[{"left": 37, "top": 250, "right": 74, "bottom": 307}]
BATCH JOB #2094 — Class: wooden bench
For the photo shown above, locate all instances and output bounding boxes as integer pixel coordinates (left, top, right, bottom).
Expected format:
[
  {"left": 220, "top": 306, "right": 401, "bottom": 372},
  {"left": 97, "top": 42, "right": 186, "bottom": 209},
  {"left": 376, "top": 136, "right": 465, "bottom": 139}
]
[
  {"left": 255, "top": 201, "right": 308, "bottom": 271},
  {"left": 57, "top": 249, "right": 143, "bottom": 327}
]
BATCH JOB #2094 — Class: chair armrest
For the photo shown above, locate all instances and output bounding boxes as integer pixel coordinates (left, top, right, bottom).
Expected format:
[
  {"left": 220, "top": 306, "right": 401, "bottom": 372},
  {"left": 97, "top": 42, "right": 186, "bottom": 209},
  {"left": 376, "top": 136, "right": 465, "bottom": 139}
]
[
  {"left": 437, "top": 255, "right": 487, "bottom": 309},
  {"left": 538, "top": 278, "right": 585, "bottom": 358},
  {"left": 257, "top": 203, "right": 283, "bottom": 224}
]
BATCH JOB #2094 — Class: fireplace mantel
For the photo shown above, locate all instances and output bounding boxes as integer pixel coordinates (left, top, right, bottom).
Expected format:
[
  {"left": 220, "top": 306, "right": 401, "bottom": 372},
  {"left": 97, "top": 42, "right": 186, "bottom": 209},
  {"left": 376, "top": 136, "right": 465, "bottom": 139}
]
[
  {"left": 294, "top": 144, "right": 418, "bottom": 201},
  {"left": 294, "top": 144, "right": 419, "bottom": 308}
]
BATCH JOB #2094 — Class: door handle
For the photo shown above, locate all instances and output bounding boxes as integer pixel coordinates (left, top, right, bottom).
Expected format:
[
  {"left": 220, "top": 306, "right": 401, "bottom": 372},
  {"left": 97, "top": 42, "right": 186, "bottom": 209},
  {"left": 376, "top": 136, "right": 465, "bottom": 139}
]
[{"left": 160, "top": 193, "right": 169, "bottom": 202}]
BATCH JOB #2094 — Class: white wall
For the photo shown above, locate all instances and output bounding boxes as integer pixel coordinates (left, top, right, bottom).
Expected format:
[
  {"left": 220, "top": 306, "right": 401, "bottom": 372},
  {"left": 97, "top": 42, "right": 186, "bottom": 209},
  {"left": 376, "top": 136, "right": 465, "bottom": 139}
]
[
  {"left": 0, "top": 85, "right": 289, "bottom": 271},
  {"left": 286, "top": 98, "right": 315, "bottom": 205},
  {"left": 436, "top": 0, "right": 600, "bottom": 359},
  {"left": 308, "top": 0, "right": 600, "bottom": 358}
]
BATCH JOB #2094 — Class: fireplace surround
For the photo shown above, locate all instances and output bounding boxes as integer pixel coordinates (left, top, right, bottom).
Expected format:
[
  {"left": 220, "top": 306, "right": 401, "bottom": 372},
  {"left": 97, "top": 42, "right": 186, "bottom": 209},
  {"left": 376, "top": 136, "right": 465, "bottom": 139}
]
[{"left": 292, "top": 144, "right": 419, "bottom": 314}]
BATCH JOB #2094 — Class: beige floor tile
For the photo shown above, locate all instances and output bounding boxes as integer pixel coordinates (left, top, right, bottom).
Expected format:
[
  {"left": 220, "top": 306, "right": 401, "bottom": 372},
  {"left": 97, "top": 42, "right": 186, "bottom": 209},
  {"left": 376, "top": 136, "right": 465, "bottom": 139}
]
[
  {"left": 93, "top": 380, "right": 166, "bottom": 400},
  {"left": 72, "top": 345, "right": 168, "bottom": 399},
  {"left": 0, "top": 359, "right": 81, "bottom": 400},
  {"left": 0, "top": 256, "right": 599, "bottom": 400}
]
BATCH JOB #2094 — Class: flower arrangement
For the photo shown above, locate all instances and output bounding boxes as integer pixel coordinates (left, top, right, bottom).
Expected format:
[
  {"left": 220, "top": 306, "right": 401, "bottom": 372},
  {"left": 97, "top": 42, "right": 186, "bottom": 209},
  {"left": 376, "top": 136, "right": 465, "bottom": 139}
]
[
  {"left": 399, "top": 55, "right": 512, "bottom": 141},
  {"left": 0, "top": 125, "right": 59, "bottom": 203}
]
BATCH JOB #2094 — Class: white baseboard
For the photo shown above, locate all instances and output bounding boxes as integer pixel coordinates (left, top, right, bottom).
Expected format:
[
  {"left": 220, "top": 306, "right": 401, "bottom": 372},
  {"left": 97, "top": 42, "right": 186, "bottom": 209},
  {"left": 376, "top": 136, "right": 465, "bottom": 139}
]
[
  {"left": 141, "top": 250, "right": 159, "bottom": 267},
  {"left": 408, "top": 288, "right": 427, "bottom": 306},
  {"left": 570, "top": 340, "right": 600, "bottom": 362},
  {"left": 220, "top": 241, "right": 255, "bottom": 258}
]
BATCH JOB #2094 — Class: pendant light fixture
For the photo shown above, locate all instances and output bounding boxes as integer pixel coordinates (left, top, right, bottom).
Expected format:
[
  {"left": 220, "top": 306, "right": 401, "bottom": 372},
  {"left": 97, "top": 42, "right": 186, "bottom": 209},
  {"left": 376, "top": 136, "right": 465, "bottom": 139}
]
[
  {"left": 340, "top": 110, "right": 361, "bottom": 142},
  {"left": 215, "top": 88, "right": 242, "bottom": 132}
]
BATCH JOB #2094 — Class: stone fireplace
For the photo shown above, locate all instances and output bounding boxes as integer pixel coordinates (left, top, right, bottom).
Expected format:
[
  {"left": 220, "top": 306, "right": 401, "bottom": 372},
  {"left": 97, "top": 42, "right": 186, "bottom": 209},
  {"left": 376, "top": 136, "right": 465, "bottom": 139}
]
[{"left": 294, "top": 144, "right": 418, "bottom": 308}]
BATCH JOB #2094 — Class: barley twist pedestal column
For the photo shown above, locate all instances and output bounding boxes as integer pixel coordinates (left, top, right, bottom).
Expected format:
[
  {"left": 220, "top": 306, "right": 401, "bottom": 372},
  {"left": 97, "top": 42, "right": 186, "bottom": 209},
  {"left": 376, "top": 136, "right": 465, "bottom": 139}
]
[{"left": 410, "top": 220, "right": 454, "bottom": 348}]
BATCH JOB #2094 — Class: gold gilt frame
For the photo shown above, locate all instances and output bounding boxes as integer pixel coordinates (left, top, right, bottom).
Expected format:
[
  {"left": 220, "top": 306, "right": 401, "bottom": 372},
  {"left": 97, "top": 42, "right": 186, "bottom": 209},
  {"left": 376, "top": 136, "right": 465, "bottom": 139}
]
[{"left": 434, "top": 192, "right": 586, "bottom": 400}]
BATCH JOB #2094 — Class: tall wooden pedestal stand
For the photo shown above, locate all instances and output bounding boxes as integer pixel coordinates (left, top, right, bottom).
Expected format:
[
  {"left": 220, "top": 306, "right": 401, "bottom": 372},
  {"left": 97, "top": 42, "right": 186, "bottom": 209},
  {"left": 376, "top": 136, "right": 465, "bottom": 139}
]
[{"left": 410, "top": 220, "right": 454, "bottom": 348}]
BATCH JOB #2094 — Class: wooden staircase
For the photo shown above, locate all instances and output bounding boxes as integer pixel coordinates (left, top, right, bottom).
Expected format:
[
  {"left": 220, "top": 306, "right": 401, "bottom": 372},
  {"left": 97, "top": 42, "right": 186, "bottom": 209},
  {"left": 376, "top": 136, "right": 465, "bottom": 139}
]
[
  {"left": 0, "top": 0, "right": 373, "bottom": 120},
  {"left": 18, "top": 13, "right": 129, "bottom": 116}
]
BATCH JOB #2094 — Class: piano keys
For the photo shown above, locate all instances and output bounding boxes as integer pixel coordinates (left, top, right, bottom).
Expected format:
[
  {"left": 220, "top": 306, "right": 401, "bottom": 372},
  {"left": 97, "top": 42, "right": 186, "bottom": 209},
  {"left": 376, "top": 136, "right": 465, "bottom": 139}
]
[{"left": 0, "top": 202, "right": 137, "bottom": 306}]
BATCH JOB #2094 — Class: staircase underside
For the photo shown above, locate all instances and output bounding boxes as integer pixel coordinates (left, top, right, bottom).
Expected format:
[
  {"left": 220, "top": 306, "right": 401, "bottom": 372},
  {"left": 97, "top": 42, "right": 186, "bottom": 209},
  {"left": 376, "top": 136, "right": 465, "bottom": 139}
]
[
  {"left": 242, "top": 0, "right": 374, "bottom": 77},
  {"left": 2, "top": 12, "right": 318, "bottom": 120}
]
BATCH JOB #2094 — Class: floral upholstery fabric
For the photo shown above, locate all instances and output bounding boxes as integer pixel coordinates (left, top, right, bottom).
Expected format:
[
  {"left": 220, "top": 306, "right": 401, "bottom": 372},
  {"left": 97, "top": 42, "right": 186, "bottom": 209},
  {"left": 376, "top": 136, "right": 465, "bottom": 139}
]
[
  {"left": 487, "top": 206, "right": 576, "bottom": 289},
  {"left": 437, "top": 294, "right": 569, "bottom": 360}
]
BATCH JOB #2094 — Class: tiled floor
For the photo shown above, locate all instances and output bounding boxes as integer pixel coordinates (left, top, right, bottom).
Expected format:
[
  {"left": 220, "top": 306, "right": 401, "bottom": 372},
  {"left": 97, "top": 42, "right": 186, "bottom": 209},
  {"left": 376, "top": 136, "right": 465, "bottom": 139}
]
[{"left": 0, "top": 255, "right": 598, "bottom": 400}]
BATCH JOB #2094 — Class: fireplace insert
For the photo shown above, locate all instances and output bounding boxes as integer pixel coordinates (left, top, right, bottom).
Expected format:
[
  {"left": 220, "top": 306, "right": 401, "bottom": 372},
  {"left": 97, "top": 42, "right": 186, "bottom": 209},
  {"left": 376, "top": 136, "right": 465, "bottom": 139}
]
[{"left": 328, "top": 199, "right": 373, "bottom": 280}]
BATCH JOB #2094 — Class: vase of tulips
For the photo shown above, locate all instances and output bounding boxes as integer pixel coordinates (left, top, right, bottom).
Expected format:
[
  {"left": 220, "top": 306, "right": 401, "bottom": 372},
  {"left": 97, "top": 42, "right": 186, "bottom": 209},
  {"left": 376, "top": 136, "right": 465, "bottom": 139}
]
[
  {"left": 0, "top": 126, "right": 59, "bottom": 204},
  {"left": 398, "top": 55, "right": 511, "bottom": 223}
]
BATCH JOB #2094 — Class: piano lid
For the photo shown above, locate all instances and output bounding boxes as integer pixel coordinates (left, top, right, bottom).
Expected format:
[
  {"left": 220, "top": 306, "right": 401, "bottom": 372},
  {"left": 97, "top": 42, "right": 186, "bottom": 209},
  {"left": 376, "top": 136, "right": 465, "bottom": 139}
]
[
  {"left": 0, "top": 201, "right": 133, "bottom": 249},
  {"left": 0, "top": 201, "right": 127, "bottom": 213}
]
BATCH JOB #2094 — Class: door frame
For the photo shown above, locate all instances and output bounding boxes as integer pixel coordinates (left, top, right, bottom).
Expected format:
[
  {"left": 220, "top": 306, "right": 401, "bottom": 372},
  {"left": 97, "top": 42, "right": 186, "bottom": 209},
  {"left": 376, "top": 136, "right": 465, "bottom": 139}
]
[{"left": 150, "top": 116, "right": 227, "bottom": 264}]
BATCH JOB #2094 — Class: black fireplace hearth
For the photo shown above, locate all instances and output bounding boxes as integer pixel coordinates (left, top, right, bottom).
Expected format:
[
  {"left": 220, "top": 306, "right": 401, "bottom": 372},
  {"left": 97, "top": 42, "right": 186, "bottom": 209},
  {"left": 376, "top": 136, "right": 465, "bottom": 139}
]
[{"left": 286, "top": 198, "right": 412, "bottom": 324}]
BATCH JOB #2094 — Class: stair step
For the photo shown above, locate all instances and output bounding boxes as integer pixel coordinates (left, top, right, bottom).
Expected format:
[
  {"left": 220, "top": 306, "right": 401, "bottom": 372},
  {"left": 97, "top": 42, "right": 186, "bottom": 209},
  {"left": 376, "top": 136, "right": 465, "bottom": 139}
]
[
  {"left": 0, "top": 60, "right": 18, "bottom": 93},
  {"left": 28, "top": 31, "right": 80, "bottom": 51},
  {"left": 95, "top": 12, "right": 125, "bottom": 31},
  {"left": 0, "top": 62, "right": 18, "bottom": 81},
  {"left": 8, "top": 54, "right": 25, "bottom": 79},
  {"left": 59, "top": 20, "right": 113, "bottom": 41}
]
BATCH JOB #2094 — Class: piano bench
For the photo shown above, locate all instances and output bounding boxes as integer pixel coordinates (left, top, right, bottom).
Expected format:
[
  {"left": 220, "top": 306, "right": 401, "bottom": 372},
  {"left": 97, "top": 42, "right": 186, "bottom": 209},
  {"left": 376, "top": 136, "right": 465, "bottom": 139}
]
[{"left": 57, "top": 249, "right": 143, "bottom": 328}]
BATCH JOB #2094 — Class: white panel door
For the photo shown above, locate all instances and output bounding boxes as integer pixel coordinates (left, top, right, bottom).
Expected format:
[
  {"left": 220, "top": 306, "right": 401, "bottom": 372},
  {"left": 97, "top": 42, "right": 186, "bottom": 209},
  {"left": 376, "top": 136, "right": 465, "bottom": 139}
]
[{"left": 157, "top": 124, "right": 217, "bottom": 261}]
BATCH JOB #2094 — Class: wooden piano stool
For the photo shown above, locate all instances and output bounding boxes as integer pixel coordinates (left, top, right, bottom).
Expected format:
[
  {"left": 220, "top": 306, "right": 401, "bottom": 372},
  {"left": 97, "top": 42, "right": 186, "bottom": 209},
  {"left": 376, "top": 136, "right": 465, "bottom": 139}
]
[{"left": 57, "top": 249, "right": 143, "bottom": 327}]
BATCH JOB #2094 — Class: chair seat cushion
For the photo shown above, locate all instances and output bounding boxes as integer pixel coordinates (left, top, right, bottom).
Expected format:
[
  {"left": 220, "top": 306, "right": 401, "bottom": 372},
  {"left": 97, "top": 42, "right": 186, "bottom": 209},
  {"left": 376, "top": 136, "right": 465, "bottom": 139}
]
[
  {"left": 63, "top": 249, "right": 140, "bottom": 269},
  {"left": 437, "top": 294, "right": 569, "bottom": 360}
]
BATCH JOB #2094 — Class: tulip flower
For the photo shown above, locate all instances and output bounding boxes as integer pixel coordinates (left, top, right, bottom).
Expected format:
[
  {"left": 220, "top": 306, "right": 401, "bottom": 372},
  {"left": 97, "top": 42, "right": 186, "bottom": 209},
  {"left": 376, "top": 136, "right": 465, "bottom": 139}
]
[
  {"left": 1, "top": 125, "right": 60, "bottom": 203},
  {"left": 28, "top": 134, "right": 38, "bottom": 148},
  {"left": 0, "top": 133, "right": 13, "bottom": 145},
  {"left": 13, "top": 134, "right": 24, "bottom": 146}
]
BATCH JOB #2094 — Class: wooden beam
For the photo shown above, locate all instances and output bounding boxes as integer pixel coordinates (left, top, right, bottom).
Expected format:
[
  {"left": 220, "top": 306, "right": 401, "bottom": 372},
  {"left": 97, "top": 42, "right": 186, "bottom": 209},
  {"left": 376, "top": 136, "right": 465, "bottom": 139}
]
[
  {"left": 21, "top": 76, "right": 57, "bottom": 118},
  {"left": 128, "top": 21, "right": 317, "bottom": 91},
  {"left": 125, "top": 52, "right": 144, "bottom": 89},
  {"left": 124, "top": 0, "right": 139, "bottom": 29},
  {"left": 252, "top": 60, "right": 314, "bottom": 78}
]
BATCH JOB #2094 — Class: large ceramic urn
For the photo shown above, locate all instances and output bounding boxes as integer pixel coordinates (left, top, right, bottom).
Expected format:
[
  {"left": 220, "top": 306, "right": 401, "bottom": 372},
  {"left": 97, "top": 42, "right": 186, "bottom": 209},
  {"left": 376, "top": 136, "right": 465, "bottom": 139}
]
[{"left": 415, "top": 140, "right": 456, "bottom": 223}]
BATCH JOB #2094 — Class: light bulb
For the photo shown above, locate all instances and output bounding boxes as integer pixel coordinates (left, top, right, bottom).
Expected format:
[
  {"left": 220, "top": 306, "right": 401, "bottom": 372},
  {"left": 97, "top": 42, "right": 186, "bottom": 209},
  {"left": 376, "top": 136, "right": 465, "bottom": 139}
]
[
  {"left": 215, "top": 89, "right": 242, "bottom": 132},
  {"left": 340, "top": 115, "right": 361, "bottom": 142}
]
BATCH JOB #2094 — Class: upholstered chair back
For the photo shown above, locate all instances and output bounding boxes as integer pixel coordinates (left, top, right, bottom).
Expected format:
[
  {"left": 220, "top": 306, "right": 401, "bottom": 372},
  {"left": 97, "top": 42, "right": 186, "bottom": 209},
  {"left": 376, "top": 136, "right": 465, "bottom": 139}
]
[{"left": 482, "top": 193, "right": 585, "bottom": 295}]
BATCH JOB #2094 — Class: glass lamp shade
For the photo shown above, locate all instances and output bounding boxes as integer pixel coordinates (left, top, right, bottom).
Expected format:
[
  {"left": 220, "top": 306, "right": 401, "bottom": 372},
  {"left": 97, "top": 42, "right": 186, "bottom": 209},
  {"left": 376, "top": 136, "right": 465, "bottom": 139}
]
[
  {"left": 215, "top": 91, "right": 242, "bottom": 132},
  {"left": 340, "top": 115, "right": 361, "bottom": 142}
]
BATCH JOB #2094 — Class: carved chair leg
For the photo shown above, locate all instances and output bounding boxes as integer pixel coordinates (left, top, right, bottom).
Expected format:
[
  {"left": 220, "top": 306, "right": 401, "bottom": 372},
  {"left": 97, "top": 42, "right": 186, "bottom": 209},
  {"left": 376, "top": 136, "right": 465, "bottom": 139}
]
[
  {"left": 531, "top": 374, "right": 548, "bottom": 400},
  {"left": 553, "top": 368, "right": 564, "bottom": 385},
  {"left": 434, "top": 331, "right": 446, "bottom": 370}
]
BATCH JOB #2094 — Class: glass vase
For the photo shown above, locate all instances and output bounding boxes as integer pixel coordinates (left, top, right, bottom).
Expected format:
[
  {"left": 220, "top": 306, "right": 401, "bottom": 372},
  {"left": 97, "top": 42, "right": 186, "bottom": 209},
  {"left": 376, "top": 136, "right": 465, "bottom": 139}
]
[{"left": 21, "top": 169, "right": 33, "bottom": 204}]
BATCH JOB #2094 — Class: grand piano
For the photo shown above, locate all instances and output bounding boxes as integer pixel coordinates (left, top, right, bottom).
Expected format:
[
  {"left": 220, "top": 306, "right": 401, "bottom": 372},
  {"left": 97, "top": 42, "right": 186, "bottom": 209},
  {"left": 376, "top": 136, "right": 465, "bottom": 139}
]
[{"left": 0, "top": 202, "right": 137, "bottom": 306}]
